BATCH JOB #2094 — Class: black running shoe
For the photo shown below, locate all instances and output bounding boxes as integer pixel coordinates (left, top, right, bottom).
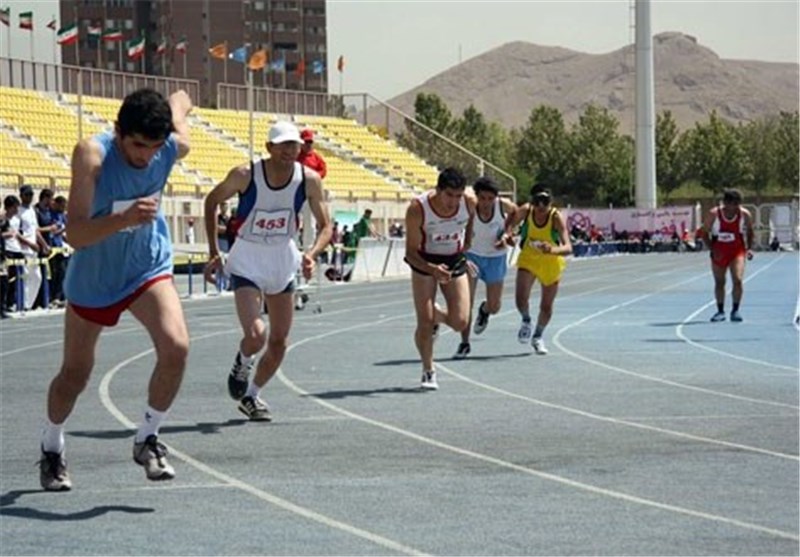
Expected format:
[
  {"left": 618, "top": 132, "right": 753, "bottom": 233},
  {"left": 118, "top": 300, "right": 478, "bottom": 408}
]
[
  {"left": 228, "top": 353, "right": 253, "bottom": 400},
  {"left": 39, "top": 448, "right": 72, "bottom": 491},
  {"left": 238, "top": 396, "right": 273, "bottom": 422},
  {"left": 473, "top": 302, "right": 490, "bottom": 335},
  {"left": 453, "top": 342, "right": 471, "bottom": 359}
]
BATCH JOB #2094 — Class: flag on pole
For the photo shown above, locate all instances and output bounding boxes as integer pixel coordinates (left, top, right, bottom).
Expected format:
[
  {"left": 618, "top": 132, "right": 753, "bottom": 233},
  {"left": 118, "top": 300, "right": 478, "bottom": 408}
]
[
  {"left": 0, "top": 7, "right": 10, "bottom": 27},
  {"left": 311, "top": 60, "right": 324, "bottom": 75},
  {"left": 155, "top": 37, "right": 167, "bottom": 55},
  {"left": 56, "top": 23, "right": 79, "bottom": 45},
  {"left": 248, "top": 48, "right": 267, "bottom": 71},
  {"left": 269, "top": 58, "right": 285, "bottom": 72},
  {"left": 47, "top": 18, "right": 57, "bottom": 30},
  {"left": 175, "top": 36, "right": 188, "bottom": 54},
  {"left": 295, "top": 58, "right": 306, "bottom": 76},
  {"left": 19, "top": 11, "right": 32, "bottom": 30},
  {"left": 208, "top": 42, "right": 227, "bottom": 59},
  {"left": 337, "top": 55, "right": 344, "bottom": 72},
  {"left": 87, "top": 22, "right": 102, "bottom": 36},
  {"left": 126, "top": 36, "right": 145, "bottom": 60},
  {"left": 228, "top": 45, "right": 247, "bottom": 63},
  {"left": 102, "top": 28, "right": 123, "bottom": 41}
]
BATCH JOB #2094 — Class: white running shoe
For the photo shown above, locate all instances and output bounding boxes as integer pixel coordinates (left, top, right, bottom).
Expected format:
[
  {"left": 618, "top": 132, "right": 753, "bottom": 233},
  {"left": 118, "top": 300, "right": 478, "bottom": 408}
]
[
  {"left": 710, "top": 311, "right": 726, "bottom": 323},
  {"left": 420, "top": 370, "right": 439, "bottom": 390},
  {"left": 517, "top": 320, "right": 533, "bottom": 344},
  {"left": 531, "top": 337, "right": 548, "bottom": 355}
]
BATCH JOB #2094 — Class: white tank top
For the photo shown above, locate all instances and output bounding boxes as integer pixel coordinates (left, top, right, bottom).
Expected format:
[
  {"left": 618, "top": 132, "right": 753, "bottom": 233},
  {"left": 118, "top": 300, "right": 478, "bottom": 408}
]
[
  {"left": 416, "top": 190, "right": 470, "bottom": 255},
  {"left": 237, "top": 160, "right": 306, "bottom": 246},
  {"left": 468, "top": 197, "right": 507, "bottom": 257}
]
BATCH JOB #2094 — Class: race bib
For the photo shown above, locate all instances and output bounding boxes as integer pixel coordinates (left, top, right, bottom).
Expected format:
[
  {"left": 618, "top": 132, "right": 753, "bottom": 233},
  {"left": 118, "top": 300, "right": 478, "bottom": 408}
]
[
  {"left": 250, "top": 209, "right": 291, "bottom": 237},
  {"left": 716, "top": 232, "right": 735, "bottom": 243}
]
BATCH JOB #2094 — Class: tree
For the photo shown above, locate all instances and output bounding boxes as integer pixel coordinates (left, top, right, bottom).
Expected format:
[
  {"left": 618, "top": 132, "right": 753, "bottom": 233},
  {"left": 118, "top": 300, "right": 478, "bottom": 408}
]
[
  {"left": 568, "top": 105, "right": 632, "bottom": 206},
  {"left": 679, "top": 111, "right": 752, "bottom": 195},
  {"left": 775, "top": 111, "right": 799, "bottom": 191},
  {"left": 737, "top": 117, "right": 777, "bottom": 203},
  {"left": 452, "top": 105, "right": 513, "bottom": 183},
  {"left": 397, "top": 93, "right": 457, "bottom": 172},
  {"left": 515, "top": 105, "right": 571, "bottom": 200},
  {"left": 655, "top": 110, "right": 682, "bottom": 202}
]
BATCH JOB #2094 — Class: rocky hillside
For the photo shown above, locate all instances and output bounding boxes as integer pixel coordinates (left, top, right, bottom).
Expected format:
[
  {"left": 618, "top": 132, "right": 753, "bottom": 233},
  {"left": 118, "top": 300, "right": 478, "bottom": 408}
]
[{"left": 376, "top": 32, "right": 798, "bottom": 132}]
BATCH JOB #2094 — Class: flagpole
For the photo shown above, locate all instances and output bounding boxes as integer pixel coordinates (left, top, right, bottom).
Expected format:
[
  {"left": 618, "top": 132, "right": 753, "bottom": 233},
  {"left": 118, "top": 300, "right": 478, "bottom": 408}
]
[
  {"left": 118, "top": 39, "right": 122, "bottom": 72},
  {"left": 247, "top": 69, "right": 254, "bottom": 161},
  {"left": 73, "top": 3, "right": 79, "bottom": 67},
  {"left": 183, "top": 52, "right": 186, "bottom": 78},
  {"left": 30, "top": 24, "right": 34, "bottom": 62}
]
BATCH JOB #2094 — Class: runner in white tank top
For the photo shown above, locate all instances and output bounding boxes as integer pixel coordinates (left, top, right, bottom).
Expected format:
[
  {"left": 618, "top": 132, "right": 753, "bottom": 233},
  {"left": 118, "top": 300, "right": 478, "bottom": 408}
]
[
  {"left": 204, "top": 121, "right": 332, "bottom": 421},
  {"left": 404, "top": 167, "right": 477, "bottom": 390},
  {"left": 455, "top": 177, "right": 517, "bottom": 359}
]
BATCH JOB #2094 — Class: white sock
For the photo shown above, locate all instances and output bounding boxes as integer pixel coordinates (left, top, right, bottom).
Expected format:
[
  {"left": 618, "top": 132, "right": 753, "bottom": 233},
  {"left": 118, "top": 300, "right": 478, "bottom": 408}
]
[
  {"left": 135, "top": 406, "right": 168, "bottom": 443},
  {"left": 41, "top": 419, "right": 65, "bottom": 454},
  {"left": 239, "top": 350, "right": 256, "bottom": 365},
  {"left": 245, "top": 381, "right": 262, "bottom": 399}
]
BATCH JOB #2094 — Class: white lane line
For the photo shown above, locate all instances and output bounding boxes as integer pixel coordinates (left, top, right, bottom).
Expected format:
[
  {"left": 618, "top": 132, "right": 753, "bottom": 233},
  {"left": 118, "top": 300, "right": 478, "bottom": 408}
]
[
  {"left": 98, "top": 329, "right": 429, "bottom": 557},
  {"left": 433, "top": 362, "right": 798, "bottom": 461},
  {"left": 675, "top": 254, "right": 797, "bottom": 372},
  {"left": 277, "top": 316, "right": 799, "bottom": 543},
  {"left": 552, "top": 269, "right": 798, "bottom": 409}
]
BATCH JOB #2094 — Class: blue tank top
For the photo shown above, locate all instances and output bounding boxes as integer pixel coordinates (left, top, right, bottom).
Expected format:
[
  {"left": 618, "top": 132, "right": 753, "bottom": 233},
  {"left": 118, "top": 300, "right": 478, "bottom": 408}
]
[{"left": 64, "top": 132, "right": 178, "bottom": 307}]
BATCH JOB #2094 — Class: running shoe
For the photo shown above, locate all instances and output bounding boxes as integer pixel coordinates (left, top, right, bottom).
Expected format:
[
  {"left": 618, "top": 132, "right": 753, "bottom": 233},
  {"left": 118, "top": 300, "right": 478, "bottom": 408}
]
[
  {"left": 453, "top": 342, "right": 471, "bottom": 359},
  {"left": 238, "top": 396, "right": 273, "bottom": 421},
  {"left": 517, "top": 320, "right": 533, "bottom": 344},
  {"left": 228, "top": 353, "right": 254, "bottom": 400},
  {"left": 420, "top": 371, "right": 439, "bottom": 390},
  {"left": 730, "top": 310, "right": 743, "bottom": 322},
  {"left": 531, "top": 337, "right": 549, "bottom": 355},
  {"left": 710, "top": 311, "right": 726, "bottom": 323},
  {"left": 39, "top": 448, "right": 72, "bottom": 491},
  {"left": 473, "top": 302, "right": 490, "bottom": 335},
  {"left": 133, "top": 435, "right": 175, "bottom": 481}
]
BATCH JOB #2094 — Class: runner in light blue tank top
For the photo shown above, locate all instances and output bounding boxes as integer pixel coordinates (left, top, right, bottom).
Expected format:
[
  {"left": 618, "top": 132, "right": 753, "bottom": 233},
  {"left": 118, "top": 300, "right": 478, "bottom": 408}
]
[{"left": 63, "top": 131, "right": 177, "bottom": 307}]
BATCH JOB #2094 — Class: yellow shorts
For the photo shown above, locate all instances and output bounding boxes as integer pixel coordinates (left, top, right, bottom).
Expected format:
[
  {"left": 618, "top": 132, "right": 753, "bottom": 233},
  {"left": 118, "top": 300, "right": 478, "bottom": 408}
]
[{"left": 516, "top": 250, "right": 566, "bottom": 286}]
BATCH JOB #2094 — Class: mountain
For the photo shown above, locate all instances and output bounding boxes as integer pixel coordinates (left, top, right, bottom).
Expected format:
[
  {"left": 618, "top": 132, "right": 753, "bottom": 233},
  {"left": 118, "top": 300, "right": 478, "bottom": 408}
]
[{"left": 376, "top": 32, "right": 799, "bottom": 132}]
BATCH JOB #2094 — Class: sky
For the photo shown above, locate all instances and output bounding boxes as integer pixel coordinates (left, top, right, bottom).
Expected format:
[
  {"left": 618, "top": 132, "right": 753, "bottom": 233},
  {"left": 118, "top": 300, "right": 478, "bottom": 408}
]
[{"left": 2, "top": 0, "right": 798, "bottom": 100}]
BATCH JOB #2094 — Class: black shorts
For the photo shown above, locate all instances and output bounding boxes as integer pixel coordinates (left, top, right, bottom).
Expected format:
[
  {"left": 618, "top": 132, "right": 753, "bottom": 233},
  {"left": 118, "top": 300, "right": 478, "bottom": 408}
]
[{"left": 405, "top": 252, "right": 468, "bottom": 278}]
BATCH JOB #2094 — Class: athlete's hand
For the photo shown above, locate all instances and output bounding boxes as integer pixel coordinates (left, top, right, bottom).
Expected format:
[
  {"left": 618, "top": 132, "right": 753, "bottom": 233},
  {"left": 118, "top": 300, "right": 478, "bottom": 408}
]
[
  {"left": 494, "top": 232, "right": 514, "bottom": 249},
  {"left": 536, "top": 241, "right": 553, "bottom": 254},
  {"left": 746, "top": 250, "right": 754, "bottom": 261},
  {"left": 203, "top": 254, "right": 224, "bottom": 284},
  {"left": 466, "top": 259, "right": 479, "bottom": 279},
  {"left": 432, "top": 264, "right": 452, "bottom": 284},
  {"left": 122, "top": 197, "right": 159, "bottom": 227},
  {"left": 301, "top": 252, "right": 315, "bottom": 280}
]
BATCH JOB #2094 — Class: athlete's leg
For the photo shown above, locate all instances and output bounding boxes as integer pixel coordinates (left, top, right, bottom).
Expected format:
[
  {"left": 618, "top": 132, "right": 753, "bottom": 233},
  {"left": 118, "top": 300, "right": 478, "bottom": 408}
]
[
  {"left": 729, "top": 256, "right": 745, "bottom": 307},
  {"left": 440, "top": 273, "right": 470, "bottom": 333},
  {"left": 129, "top": 279, "right": 189, "bottom": 413},
  {"left": 411, "top": 271, "right": 438, "bottom": 372},
  {"left": 536, "top": 281, "right": 560, "bottom": 334},
  {"left": 515, "top": 267, "right": 535, "bottom": 319},
  {"left": 253, "top": 291, "right": 294, "bottom": 390},
  {"left": 711, "top": 262, "right": 727, "bottom": 311},
  {"left": 460, "top": 274, "right": 478, "bottom": 344},
  {"left": 485, "top": 280, "right": 504, "bottom": 315}
]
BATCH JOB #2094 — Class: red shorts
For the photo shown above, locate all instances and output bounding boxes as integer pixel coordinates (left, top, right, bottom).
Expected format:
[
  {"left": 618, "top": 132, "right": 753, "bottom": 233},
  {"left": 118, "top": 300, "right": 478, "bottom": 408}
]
[
  {"left": 710, "top": 246, "right": 746, "bottom": 269},
  {"left": 69, "top": 274, "right": 173, "bottom": 327}
]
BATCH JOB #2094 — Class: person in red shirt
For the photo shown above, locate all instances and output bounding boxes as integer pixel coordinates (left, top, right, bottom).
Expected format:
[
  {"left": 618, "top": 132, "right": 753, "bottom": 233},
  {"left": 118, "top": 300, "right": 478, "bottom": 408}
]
[
  {"left": 297, "top": 129, "right": 327, "bottom": 179},
  {"left": 700, "top": 188, "right": 754, "bottom": 322}
]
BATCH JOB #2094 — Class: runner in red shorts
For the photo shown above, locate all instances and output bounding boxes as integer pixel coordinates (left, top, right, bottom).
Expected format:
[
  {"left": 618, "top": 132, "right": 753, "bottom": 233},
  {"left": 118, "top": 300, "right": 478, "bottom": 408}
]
[{"left": 701, "top": 189, "right": 754, "bottom": 322}]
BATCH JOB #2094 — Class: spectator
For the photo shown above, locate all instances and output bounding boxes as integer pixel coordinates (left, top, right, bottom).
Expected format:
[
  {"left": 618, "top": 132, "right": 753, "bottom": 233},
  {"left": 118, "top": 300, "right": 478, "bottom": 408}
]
[
  {"left": 49, "top": 195, "right": 69, "bottom": 306},
  {"left": 770, "top": 236, "right": 781, "bottom": 251},
  {"left": 185, "top": 218, "right": 196, "bottom": 244},
  {"left": 34, "top": 189, "right": 56, "bottom": 309},
  {"left": 1, "top": 195, "right": 21, "bottom": 316},
  {"left": 353, "top": 208, "right": 381, "bottom": 246},
  {"left": 17, "top": 185, "right": 50, "bottom": 310},
  {"left": 297, "top": 128, "right": 327, "bottom": 179}
]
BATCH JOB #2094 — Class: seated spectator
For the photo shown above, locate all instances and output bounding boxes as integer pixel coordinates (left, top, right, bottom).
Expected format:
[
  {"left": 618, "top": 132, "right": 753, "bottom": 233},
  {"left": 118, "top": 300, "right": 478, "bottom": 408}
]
[{"left": 770, "top": 236, "right": 781, "bottom": 251}]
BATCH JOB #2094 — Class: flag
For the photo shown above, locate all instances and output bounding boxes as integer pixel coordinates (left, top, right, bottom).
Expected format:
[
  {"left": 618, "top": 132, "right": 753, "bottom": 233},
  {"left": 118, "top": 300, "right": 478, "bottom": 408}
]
[
  {"left": 127, "top": 36, "right": 145, "bottom": 60},
  {"left": 47, "top": 18, "right": 57, "bottom": 30},
  {"left": 337, "top": 55, "right": 344, "bottom": 72},
  {"left": 56, "top": 23, "right": 79, "bottom": 46},
  {"left": 295, "top": 58, "right": 306, "bottom": 76},
  {"left": 156, "top": 37, "right": 167, "bottom": 55},
  {"left": 87, "top": 22, "right": 102, "bottom": 36},
  {"left": 19, "top": 10, "right": 32, "bottom": 30},
  {"left": 269, "top": 58, "right": 285, "bottom": 72},
  {"left": 311, "top": 60, "right": 324, "bottom": 75},
  {"left": 175, "top": 36, "right": 188, "bottom": 54},
  {"left": 0, "top": 7, "right": 9, "bottom": 27},
  {"left": 248, "top": 48, "right": 267, "bottom": 71},
  {"left": 102, "top": 28, "right": 123, "bottom": 41},
  {"left": 208, "top": 42, "right": 227, "bottom": 60},
  {"left": 228, "top": 45, "right": 247, "bottom": 63}
]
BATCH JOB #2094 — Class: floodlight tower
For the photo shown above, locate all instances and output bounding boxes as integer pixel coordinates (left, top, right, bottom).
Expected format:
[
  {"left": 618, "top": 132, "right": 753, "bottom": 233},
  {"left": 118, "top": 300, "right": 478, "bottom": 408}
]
[{"left": 635, "top": 0, "right": 657, "bottom": 209}]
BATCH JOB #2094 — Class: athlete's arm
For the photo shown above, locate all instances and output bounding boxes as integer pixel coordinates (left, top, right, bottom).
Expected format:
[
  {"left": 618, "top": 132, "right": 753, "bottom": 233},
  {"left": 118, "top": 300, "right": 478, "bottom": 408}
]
[
  {"left": 496, "top": 198, "right": 519, "bottom": 247},
  {"left": 502, "top": 202, "right": 529, "bottom": 240},
  {"left": 404, "top": 200, "right": 449, "bottom": 282},
  {"left": 742, "top": 207, "right": 755, "bottom": 257},
  {"left": 549, "top": 209, "right": 573, "bottom": 256},
  {"left": 169, "top": 90, "right": 192, "bottom": 160},
  {"left": 462, "top": 193, "right": 477, "bottom": 253},
  {"left": 203, "top": 164, "right": 250, "bottom": 260},
  {"left": 66, "top": 139, "right": 157, "bottom": 249},
  {"left": 700, "top": 207, "right": 717, "bottom": 240},
  {"left": 303, "top": 170, "right": 333, "bottom": 275}
]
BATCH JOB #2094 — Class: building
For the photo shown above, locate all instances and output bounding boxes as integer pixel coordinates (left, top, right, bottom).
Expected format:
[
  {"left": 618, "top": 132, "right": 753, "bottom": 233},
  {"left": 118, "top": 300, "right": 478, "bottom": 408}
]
[{"left": 58, "top": 0, "right": 328, "bottom": 105}]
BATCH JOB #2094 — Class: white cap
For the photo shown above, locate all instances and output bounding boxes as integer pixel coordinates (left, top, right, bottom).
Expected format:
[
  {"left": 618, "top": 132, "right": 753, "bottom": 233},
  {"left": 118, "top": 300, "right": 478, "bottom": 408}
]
[{"left": 268, "top": 121, "right": 302, "bottom": 144}]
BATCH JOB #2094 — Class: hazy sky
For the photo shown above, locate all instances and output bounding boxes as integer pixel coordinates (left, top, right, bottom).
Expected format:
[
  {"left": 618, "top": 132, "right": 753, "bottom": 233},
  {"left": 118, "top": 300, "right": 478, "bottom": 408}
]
[{"left": 3, "top": 0, "right": 798, "bottom": 100}]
